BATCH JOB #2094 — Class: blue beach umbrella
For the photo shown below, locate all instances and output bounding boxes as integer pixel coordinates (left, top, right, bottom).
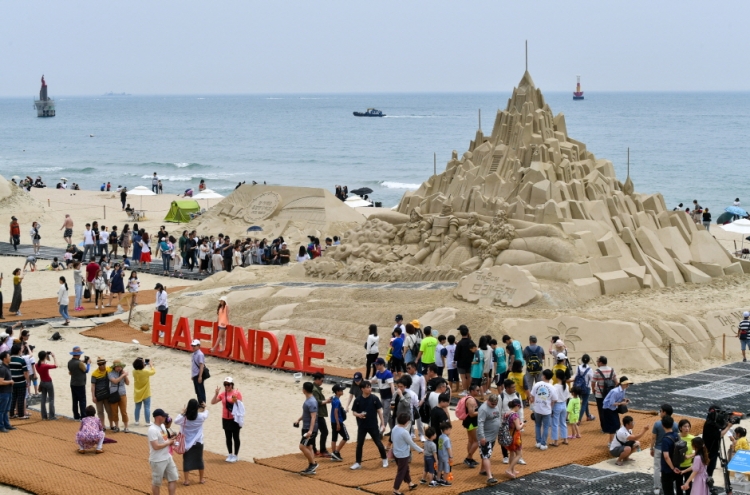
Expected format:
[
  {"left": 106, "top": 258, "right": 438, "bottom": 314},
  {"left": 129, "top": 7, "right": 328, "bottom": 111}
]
[
  {"left": 247, "top": 226, "right": 263, "bottom": 232},
  {"left": 725, "top": 206, "right": 748, "bottom": 218}
]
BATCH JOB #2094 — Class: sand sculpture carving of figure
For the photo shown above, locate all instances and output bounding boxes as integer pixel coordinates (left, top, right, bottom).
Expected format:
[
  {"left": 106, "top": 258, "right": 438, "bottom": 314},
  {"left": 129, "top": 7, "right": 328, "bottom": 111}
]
[
  {"left": 458, "top": 210, "right": 515, "bottom": 271},
  {"left": 441, "top": 213, "right": 487, "bottom": 269},
  {"left": 410, "top": 204, "right": 459, "bottom": 266},
  {"left": 392, "top": 208, "right": 426, "bottom": 262}
]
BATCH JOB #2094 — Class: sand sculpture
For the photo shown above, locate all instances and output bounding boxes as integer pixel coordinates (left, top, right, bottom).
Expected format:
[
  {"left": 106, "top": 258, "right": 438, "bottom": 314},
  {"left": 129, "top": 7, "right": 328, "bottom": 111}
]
[
  {"left": 306, "top": 71, "right": 745, "bottom": 300},
  {"left": 187, "top": 184, "right": 365, "bottom": 248}
]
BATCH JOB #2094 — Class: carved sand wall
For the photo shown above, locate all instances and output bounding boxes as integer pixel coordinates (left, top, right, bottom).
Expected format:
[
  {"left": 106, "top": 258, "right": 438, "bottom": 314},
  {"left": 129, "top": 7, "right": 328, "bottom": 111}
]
[{"left": 306, "top": 71, "right": 745, "bottom": 296}]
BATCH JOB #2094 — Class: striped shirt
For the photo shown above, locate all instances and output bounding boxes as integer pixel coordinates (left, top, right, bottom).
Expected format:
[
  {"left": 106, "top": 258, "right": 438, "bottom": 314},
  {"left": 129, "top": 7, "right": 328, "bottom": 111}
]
[
  {"left": 9, "top": 356, "right": 27, "bottom": 385},
  {"left": 739, "top": 319, "right": 750, "bottom": 340},
  {"left": 592, "top": 366, "right": 616, "bottom": 399}
]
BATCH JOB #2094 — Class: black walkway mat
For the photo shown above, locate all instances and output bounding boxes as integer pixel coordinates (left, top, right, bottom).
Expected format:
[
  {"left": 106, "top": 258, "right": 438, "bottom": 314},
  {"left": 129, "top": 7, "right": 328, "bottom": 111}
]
[{"left": 625, "top": 361, "right": 750, "bottom": 419}]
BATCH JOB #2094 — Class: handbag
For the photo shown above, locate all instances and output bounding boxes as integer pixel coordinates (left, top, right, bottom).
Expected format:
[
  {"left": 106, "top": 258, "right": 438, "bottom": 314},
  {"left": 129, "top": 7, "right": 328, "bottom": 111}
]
[
  {"left": 84, "top": 287, "right": 91, "bottom": 299},
  {"left": 201, "top": 365, "right": 210, "bottom": 380},
  {"left": 617, "top": 404, "right": 629, "bottom": 414},
  {"left": 173, "top": 431, "right": 186, "bottom": 455},
  {"left": 157, "top": 305, "right": 167, "bottom": 312},
  {"left": 108, "top": 391, "right": 121, "bottom": 403}
]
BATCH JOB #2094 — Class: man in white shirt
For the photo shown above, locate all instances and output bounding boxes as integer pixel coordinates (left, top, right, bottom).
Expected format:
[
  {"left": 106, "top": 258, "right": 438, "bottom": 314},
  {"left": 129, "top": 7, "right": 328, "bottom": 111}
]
[
  {"left": 530, "top": 369, "right": 554, "bottom": 450},
  {"left": 406, "top": 362, "right": 426, "bottom": 440},
  {"left": 609, "top": 415, "right": 649, "bottom": 465},
  {"left": 148, "top": 409, "right": 178, "bottom": 495},
  {"left": 98, "top": 227, "right": 109, "bottom": 258},
  {"left": 82, "top": 224, "right": 95, "bottom": 263},
  {"left": 435, "top": 335, "right": 447, "bottom": 377},
  {"left": 151, "top": 173, "right": 160, "bottom": 194}
]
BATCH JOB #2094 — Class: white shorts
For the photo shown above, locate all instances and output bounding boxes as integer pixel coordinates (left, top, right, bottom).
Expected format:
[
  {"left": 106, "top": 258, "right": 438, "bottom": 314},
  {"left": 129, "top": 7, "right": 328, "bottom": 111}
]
[{"left": 150, "top": 458, "right": 179, "bottom": 486}]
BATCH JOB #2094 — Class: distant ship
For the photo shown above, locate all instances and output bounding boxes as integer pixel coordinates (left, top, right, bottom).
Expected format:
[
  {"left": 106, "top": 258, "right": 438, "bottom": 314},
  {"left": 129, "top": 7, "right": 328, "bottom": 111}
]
[
  {"left": 34, "top": 75, "right": 55, "bottom": 117},
  {"left": 353, "top": 108, "right": 385, "bottom": 117},
  {"left": 573, "top": 75, "right": 584, "bottom": 100}
]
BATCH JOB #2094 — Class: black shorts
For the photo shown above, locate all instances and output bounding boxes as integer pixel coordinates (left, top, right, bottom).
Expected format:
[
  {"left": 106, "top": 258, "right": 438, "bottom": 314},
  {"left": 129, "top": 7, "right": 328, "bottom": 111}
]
[
  {"left": 479, "top": 440, "right": 496, "bottom": 459},
  {"left": 331, "top": 422, "right": 349, "bottom": 443},
  {"left": 471, "top": 377, "right": 483, "bottom": 388},
  {"left": 300, "top": 428, "right": 318, "bottom": 447},
  {"left": 447, "top": 369, "right": 458, "bottom": 383}
]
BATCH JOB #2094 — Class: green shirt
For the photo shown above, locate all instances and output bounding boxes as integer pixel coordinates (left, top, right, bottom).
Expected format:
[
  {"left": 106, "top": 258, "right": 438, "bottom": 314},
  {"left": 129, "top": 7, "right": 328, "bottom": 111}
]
[
  {"left": 313, "top": 383, "right": 328, "bottom": 417},
  {"left": 420, "top": 336, "right": 438, "bottom": 364}
]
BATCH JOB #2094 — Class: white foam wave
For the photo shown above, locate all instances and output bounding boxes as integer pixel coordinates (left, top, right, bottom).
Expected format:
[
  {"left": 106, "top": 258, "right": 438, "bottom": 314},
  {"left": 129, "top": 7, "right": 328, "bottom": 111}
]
[
  {"left": 140, "top": 173, "right": 238, "bottom": 182},
  {"left": 380, "top": 181, "right": 421, "bottom": 190},
  {"left": 172, "top": 163, "right": 190, "bottom": 168},
  {"left": 34, "top": 167, "right": 64, "bottom": 172}
]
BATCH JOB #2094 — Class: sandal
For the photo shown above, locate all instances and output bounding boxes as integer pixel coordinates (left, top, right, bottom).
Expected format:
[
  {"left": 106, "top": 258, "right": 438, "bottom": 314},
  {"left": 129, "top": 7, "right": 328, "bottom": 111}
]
[
  {"left": 183, "top": 482, "right": 190, "bottom": 487},
  {"left": 78, "top": 449, "right": 85, "bottom": 454},
  {"left": 505, "top": 470, "right": 516, "bottom": 479},
  {"left": 408, "top": 484, "right": 418, "bottom": 490},
  {"left": 95, "top": 450, "right": 104, "bottom": 454}
]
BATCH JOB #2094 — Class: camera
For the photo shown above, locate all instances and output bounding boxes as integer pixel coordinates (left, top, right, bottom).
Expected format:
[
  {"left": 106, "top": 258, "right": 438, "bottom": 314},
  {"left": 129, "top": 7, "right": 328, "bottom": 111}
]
[
  {"left": 145, "top": 359, "right": 150, "bottom": 364},
  {"left": 710, "top": 408, "right": 742, "bottom": 430},
  {"left": 84, "top": 355, "right": 90, "bottom": 364}
]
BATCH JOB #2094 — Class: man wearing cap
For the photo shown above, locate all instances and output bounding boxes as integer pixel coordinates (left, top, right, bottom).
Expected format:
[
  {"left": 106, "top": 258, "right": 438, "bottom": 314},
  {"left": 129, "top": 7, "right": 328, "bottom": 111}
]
[
  {"left": 738, "top": 312, "right": 750, "bottom": 362},
  {"left": 90, "top": 357, "right": 113, "bottom": 430},
  {"left": 345, "top": 372, "right": 363, "bottom": 412},
  {"left": 148, "top": 409, "right": 178, "bottom": 495},
  {"left": 191, "top": 340, "right": 206, "bottom": 404},
  {"left": 67, "top": 346, "right": 88, "bottom": 420},
  {"left": 417, "top": 326, "right": 438, "bottom": 374},
  {"left": 0, "top": 351, "right": 15, "bottom": 432},
  {"left": 373, "top": 358, "right": 395, "bottom": 431}
]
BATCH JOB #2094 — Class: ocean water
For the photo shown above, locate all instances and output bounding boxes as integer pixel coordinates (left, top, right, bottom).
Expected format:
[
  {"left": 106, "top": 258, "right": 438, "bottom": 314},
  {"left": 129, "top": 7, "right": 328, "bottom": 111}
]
[{"left": 0, "top": 91, "right": 748, "bottom": 212}]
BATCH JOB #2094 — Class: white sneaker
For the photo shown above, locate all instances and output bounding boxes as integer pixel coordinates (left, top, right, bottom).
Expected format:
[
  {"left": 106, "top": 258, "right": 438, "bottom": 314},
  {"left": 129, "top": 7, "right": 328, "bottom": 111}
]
[
  {"left": 540, "top": 445, "right": 548, "bottom": 451},
  {"left": 350, "top": 463, "right": 362, "bottom": 470},
  {"left": 225, "top": 454, "right": 233, "bottom": 462},
  {"left": 535, "top": 443, "right": 541, "bottom": 449},
  {"left": 94, "top": 305, "right": 98, "bottom": 309},
  {"left": 518, "top": 458, "right": 526, "bottom": 465},
  {"left": 230, "top": 454, "right": 238, "bottom": 463},
  {"left": 420, "top": 435, "right": 426, "bottom": 442},
  {"left": 382, "top": 459, "right": 389, "bottom": 468},
  {"left": 459, "top": 391, "right": 468, "bottom": 397},
  {"left": 502, "top": 457, "right": 509, "bottom": 464},
  {"left": 144, "top": 422, "right": 151, "bottom": 426},
  {"left": 133, "top": 422, "right": 140, "bottom": 426},
  {"left": 116, "top": 305, "right": 123, "bottom": 312}
]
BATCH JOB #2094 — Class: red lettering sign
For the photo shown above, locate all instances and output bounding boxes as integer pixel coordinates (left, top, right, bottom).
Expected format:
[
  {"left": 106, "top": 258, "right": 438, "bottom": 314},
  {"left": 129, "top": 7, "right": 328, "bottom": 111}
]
[{"left": 151, "top": 312, "right": 325, "bottom": 373}]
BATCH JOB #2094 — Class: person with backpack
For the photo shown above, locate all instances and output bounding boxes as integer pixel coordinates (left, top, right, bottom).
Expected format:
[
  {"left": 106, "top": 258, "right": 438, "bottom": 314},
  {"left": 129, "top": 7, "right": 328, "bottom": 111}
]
[
  {"left": 676, "top": 419, "right": 695, "bottom": 490},
  {"left": 457, "top": 384, "right": 481, "bottom": 468},
  {"left": 592, "top": 356, "right": 616, "bottom": 432},
  {"left": 609, "top": 415, "right": 649, "bottom": 466},
  {"left": 737, "top": 311, "right": 750, "bottom": 362},
  {"left": 659, "top": 415, "right": 686, "bottom": 495},
  {"left": 574, "top": 354, "right": 595, "bottom": 424},
  {"left": 503, "top": 398, "right": 524, "bottom": 479},
  {"left": 523, "top": 336, "right": 544, "bottom": 388},
  {"left": 477, "top": 393, "right": 502, "bottom": 485},
  {"left": 602, "top": 377, "right": 633, "bottom": 443},
  {"left": 650, "top": 404, "right": 679, "bottom": 494},
  {"left": 499, "top": 379, "right": 526, "bottom": 466}
]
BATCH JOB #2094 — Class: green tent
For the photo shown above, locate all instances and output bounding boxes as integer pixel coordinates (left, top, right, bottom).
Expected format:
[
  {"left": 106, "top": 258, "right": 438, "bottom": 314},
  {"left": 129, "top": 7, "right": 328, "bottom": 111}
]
[{"left": 164, "top": 200, "right": 201, "bottom": 223}]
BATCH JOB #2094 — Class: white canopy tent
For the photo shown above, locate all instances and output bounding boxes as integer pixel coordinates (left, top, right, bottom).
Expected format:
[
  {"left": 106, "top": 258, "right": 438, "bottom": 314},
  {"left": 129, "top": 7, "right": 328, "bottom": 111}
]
[
  {"left": 126, "top": 185, "right": 157, "bottom": 209},
  {"left": 192, "top": 188, "right": 225, "bottom": 208},
  {"left": 720, "top": 218, "right": 750, "bottom": 252}
]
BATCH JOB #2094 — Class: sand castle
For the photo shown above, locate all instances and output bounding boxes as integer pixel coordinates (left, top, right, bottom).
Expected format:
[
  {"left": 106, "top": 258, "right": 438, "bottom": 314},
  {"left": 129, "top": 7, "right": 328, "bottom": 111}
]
[{"left": 305, "top": 71, "right": 745, "bottom": 301}]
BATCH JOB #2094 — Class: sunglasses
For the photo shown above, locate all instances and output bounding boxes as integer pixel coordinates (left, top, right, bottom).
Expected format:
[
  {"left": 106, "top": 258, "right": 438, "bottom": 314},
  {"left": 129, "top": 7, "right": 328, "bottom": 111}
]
[{"left": 223, "top": 383, "right": 232, "bottom": 386}]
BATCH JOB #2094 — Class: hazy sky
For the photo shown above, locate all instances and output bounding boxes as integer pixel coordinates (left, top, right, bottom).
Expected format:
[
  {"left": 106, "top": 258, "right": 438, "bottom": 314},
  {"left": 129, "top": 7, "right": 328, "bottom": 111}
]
[{"left": 1, "top": 1, "right": 747, "bottom": 96}]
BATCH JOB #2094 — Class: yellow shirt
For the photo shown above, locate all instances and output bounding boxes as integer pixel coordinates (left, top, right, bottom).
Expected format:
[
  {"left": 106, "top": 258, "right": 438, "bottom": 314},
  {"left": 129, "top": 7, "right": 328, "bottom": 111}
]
[
  {"left": 736, "top": 437, "right": 750, "bottom": 452},
  {"left": 508, "top": 371, "right": 527, "bottom": 400},
  {"left": 552, "top": 363, "right": 568, "bottom": 385},
  {"left": 680, "top": 434, "right": 695, "bottom": 468},
  {"left": 133, "top": 367, "right": 156, "bottom": 403}
]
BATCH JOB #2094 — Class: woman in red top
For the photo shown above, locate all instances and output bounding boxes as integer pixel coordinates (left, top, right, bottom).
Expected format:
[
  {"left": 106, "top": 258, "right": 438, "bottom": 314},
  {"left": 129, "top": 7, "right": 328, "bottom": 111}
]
[
  {"left": 209, "top": 297, "right": 229, "bottom": 355},
  {"left": 36, "top": 350, "right": 58, "bottom": 420},
  {"left": 210, "top": 377, "right": 243, "bottom": 462}
]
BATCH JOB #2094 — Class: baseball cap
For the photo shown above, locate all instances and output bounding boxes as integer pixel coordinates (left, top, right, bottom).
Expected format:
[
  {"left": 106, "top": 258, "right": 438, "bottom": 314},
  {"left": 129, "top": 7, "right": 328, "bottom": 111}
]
[
  {"left": 395, "top": 314, "right": 403, "bottom": 322},
  {"left": 332, "top": 384, "right": 344, "bottom": 393},
  {"left": 353, "top": 372, "right": 363, "bottom": 381},
  {"left": 557, "top": 353, "right": 566, "bottom": 361},
  {"left": 744, "top": 312, "right": 750, "bottom": 318},
  {"left": 152, "top": 409, "right": 168, "bottom": 418},
  {"left": 375, "top": 357, "right": 386, "bottom": 366},
  {"left": 191, "top": 339, "right": 201, "bottom": 346},
  {"left": 224, "top": 377, "right": 234, "bottom": 384}
]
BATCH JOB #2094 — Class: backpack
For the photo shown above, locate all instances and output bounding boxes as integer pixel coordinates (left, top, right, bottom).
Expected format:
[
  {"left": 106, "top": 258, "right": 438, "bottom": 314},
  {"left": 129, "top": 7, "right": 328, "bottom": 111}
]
[
  {"left": 455, "top": 396, "right": 470, "bottom": 421},
  {"left": 419, "top": 392, "right": 433, "bottom": 423},
  {"left": 498, "top": 413, "right": 514, "bottom": 446},
  {"left": 526, "top": 348, "right": 542, "bottom": 374},
  {"left": 573, "top": 366, "right": 588, "bottom": 391},
  {"left": 669, "top": 433, "right": 688, "bottom": 467},
  {"left": 409, "top": 335, "right": 421, "bottom": 359},
  {"left": 598, "top": 369, "right": 616, "bottom": 397}
]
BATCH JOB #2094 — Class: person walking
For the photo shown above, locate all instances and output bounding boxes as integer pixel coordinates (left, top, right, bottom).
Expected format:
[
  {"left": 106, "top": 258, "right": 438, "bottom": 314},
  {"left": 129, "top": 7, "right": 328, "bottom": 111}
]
[
  {"left": 738, "top": 312, "right": 750, "bottom": 362},
  {"left": 174, "top": 399, "right": 209, "bottom": 486},
  {"left": 297, "top": 382, "right": 320, "bottom": 475},
  {"left": 9, "top": 216, "right": 20, "bottom": 251},
  {"left": 61, "top": 214, "right": 74, "bottom": 246},
  {"left": 461, "top": 384, "right": 481, "bottom": 468},
  {"left": 477, "top": 393, "right": 502, "bottom": 485},
  {"left": 30, "top": 221, "right": 41, "bottom": 255},
  {"left": 211, "top": 377, "right": 243, "bottom": 462},
  {"left": 68, "top": 346, "right": 88, "bottom": 420},
  {"left": 120, "top": 187, "right": 128, "bottom": 210},
  {"left": 36, "top": 350, "right": 57, "bottom": 420},
  {"left": 148, "top": 408, "right": 179, "bottom": 495},
  {"left": 209, "top": 296, "right": 229, "bottom": 354},
  {"left": 373, "top": 357, "right": 395, "bottom": 431},
  {"left": 155, "top": 283, "right": 168, "bottom": 325},
  {"left": 72, "top": 261, "right": 84, "bottom": 311},
  {"left": 90, "top": 357, "right": 113, "bottom": 429},
  {"left": 57, "top": 276, "right": 71, "bottom": 326},
  {"left": 329, "top": 383, "right": 348, "bottom": 461},
  {"left": 191, "top": 339, "right": 206, "bottom": 404},
  {"left": 350, "top": 380, "right": 388, "bottom": 470},
  {"left": 311, "top": 372, "right": 330, "bottom": 458},
  {"left": 365, "top": 324, "right": 379, "bottom": 379},
  {"left": 109, "top": 263, "right": 125, "bottom": 312},
  {"left": 121, "top": 224, "right": 132, "bottom": 259},
  {"left": 108, "top": 359, "right": 130, "bottom": 432},
  {"left": 8, "top": 269, "right": 23, "bottom": 317},
  {"left": 504, "top": 398, "right": 524, "bottom": 479},
  {"left": 82, "top": 223, "right": 95, "bottom": 262},
  {"left": 392, "top": 412, "right": 423, "bottom": 494},
  {"left": 133, "top": 357, "right": 155, "bottom": 426},
  {"left": 574, "top": 354, "right": 595, "bottom": 423}
]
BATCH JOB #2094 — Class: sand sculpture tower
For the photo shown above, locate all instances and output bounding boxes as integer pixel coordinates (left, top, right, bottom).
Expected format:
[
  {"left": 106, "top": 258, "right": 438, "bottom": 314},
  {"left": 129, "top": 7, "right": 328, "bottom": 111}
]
[
  {"left": 34, "top": 75, "right": 55, "bottom": 118},
  {"left": 306, "top": 71, "right": 746, "bottom": 295}
]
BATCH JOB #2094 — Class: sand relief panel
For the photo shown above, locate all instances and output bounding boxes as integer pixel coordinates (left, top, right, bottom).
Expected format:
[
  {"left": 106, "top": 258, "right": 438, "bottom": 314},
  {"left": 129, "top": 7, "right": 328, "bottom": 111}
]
[{"left": 305, "top": 70, "right": 744, "bottom": 299}]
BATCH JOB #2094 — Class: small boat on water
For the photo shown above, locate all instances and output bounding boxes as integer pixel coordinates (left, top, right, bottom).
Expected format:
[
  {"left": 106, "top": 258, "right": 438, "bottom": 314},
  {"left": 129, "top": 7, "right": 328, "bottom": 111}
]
[
  {"left": 573, "top": 75, "right": 584, "bottom": 100},
  {"left": 353, "top": 108, "right": 385, "bottom": 117}
]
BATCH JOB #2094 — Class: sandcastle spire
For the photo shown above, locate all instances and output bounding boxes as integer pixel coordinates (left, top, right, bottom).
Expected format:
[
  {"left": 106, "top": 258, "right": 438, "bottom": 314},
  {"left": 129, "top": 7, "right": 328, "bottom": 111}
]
[{"left": 623, "top": 147, "right": 635, "bottom": 196}]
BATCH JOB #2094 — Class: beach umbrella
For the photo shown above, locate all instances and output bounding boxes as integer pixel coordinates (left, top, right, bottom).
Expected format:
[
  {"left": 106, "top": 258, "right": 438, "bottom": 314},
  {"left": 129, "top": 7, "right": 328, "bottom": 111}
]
[
  {"left": 247, "top": 226, "right": 263, "bottom": 232},
  {"left": 350, "top": 187, "right": 373, "bottom": 196},
  {"left": 725, "top": 206, "right": 748, "bottom": 218},
  {"left": 127, "top": 185, "right": 157, "bottom": 209},
  {"left": 716, "top": 212, "right": 734, "bottom": 225},
  {"left": 721, "top": 219, "right": 750, "bottom": 251},
  {"left": 11, "top": 175, "right": 20, "bottom": 180},
  {"left": 192, "top": 188, "right": 225, "bottom": 208},
  {"left": 344, "top": 195, "right": 372, "bottom": 208}
]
